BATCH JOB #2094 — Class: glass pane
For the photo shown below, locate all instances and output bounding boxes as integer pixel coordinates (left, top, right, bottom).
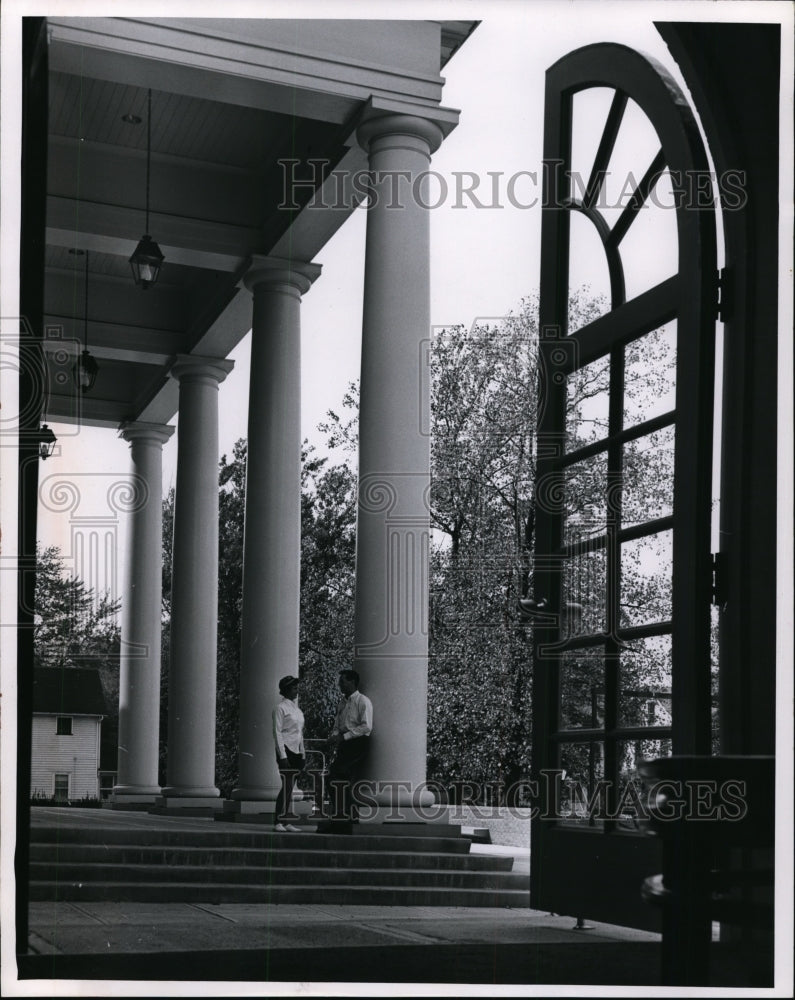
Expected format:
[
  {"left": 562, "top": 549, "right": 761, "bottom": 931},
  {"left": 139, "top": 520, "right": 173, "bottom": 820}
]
[
  {"left": 619, "top": 634, "right": 673, "bottom": 728},
  {"left": 569, "top": 214, "right": 612, "bottom": 323},
  {"left": 621, "top": 425, "right": 675, "bottom": 526},
  {"left": 569, "top": 87, "right": 617, "bottom": 198},
  {"left": 566, "top": 353, "right": 610, "bottom": 450},
  {"left": 560, "top": 646, "right": 605, "bottom": 730},
  {"left": 619, "top": 170, "right": 679, "bottom": 303},
  {"left": 559, "top": 741, "right": 606, "bottom": 827},
  {"left": 563, "top": 547, "right": 607, "bottom": 635},
  {"left": 598, "top": 97, "right": 661, "bottom": 232},
  {"left": 623, "top": 322, "right": 677, "bottom": 428},
  {"left": 620, "top": 529, "right": 673, "bottom": 628},
  {"left": 617, "top": 737, "right": 672, "bottom": 830},
  {"left": 568, "top": 87, "right": 621, "bottom": 328},
  {"left": 711, "top": 603, "right": 720, "bottom": 753},
  {"left": 563, "top": 452, "right": 607, "bottom": 544},
  {"left": 569, "top": 286, "right": 611, "bottom": 335}
]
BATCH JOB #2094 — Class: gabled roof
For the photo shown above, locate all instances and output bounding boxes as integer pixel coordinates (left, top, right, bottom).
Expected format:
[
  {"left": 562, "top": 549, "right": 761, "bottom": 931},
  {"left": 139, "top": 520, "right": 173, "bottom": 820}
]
[{"left": 33, "top": 667, "right": 107, "bottom": 716}]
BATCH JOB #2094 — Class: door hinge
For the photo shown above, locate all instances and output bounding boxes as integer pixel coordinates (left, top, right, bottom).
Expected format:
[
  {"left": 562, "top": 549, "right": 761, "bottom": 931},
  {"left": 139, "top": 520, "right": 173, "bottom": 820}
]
[
  {"left": 711, "top": 551, "right": 727, "bottom": 607},
  {"left": 716, "top": 267, "right": 732, "bottom": 323}
]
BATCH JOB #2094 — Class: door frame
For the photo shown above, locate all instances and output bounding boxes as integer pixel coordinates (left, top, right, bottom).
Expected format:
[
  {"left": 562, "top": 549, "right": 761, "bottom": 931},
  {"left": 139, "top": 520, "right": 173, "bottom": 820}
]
[{"left": 530, "top": 42, "right": 718, "bottom": 928}]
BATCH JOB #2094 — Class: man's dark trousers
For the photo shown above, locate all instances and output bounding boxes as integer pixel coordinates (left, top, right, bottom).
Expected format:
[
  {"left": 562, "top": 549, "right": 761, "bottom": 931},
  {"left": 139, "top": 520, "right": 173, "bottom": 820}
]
[{"left": 328, "top": 736, "right": 369, "bottom": 820}]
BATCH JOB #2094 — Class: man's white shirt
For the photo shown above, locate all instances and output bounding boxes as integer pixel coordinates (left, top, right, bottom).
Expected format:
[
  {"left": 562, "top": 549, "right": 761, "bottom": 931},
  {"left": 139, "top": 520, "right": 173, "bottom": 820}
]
[{"left": 331, "top": 690, "right": 373, "bottom": 740}]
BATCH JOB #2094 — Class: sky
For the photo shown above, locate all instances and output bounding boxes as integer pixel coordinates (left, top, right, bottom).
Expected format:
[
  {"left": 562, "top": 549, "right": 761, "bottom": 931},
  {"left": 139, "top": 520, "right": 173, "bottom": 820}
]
[{"left": 26, "top": 0, "right": 767, "bottom": 594}]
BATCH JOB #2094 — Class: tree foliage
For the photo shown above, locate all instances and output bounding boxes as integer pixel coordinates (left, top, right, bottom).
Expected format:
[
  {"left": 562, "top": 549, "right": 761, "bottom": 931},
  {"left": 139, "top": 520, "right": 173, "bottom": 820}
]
[
  {"left": 427, "top": 291, "right": 685, "bottom": 797},
  {"left": 33, "top": 544, "right": 120, "bottom": 668}
]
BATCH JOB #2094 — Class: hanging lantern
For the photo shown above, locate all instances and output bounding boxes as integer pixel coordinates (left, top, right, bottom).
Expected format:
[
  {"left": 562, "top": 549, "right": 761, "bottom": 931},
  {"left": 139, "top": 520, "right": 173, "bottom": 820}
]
[
  {"left": 38, "top": 423, "right": 57, "bottom": 460},
  {"left": 73, "top": 349, "right": 99, "bottom": 392},
  {"left": 71, "top": 249, "right": 99, "bottom": 393},
  {"left": 129, "top": 233, "right": 165, "bottom": 290},
  {"left": 129, "top": 89, "right": 164, "bottom": 289}
]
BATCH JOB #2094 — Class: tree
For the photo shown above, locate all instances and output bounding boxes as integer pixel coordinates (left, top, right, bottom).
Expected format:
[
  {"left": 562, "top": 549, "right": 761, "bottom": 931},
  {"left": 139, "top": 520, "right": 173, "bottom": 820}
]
[
  {"left": 33, "top": 544, "right": 120, "bottom": 669},
  {"left": 298, "top": 437, "right": 357, "bottom": 738},
  {"left": 427, "top": 290, "right": 681, "bottom": 798}
]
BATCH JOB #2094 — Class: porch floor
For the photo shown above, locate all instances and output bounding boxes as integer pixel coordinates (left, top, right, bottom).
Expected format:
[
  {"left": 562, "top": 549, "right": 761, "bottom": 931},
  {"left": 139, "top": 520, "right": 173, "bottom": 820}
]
[{"left": 16, "top": 807, "right": 671, "bottom": 989}]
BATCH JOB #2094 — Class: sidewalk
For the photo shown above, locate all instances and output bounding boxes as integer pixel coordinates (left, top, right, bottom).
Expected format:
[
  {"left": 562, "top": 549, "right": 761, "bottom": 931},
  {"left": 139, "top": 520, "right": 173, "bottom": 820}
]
[{"left": 22, "top": 899, "right": 661, "bottom": 990}]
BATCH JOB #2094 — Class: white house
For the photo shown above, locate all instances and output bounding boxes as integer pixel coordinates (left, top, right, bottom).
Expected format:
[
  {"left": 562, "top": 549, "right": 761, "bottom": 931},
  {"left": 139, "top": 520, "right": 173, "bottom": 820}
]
[{"left": 31, "top": 667, "right": 106, "bottom": 801}]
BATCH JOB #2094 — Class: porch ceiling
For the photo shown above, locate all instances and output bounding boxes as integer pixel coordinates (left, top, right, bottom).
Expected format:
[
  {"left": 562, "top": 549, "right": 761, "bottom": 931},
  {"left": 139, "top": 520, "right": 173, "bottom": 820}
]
[
  {"left": 44, "top": 70, "right": 349, "bottom": 428},
  {"left": 41, "top": 17, "right": 473, "bottom": 429}
]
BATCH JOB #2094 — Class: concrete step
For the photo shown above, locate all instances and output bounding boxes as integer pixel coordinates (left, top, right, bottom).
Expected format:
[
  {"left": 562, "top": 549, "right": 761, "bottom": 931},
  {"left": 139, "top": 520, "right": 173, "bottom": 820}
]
[
  {"left": 29, "top": 843, "right": 515, "bottom": 871},
  {"left": 31, "top": 826, "right": 472, "bottom": 855},
  {"left": 29, "top": 880, "right": 530, "bottom": 907},
  {"left": 30, "top": 861, "right": 529, "bottom": 890},
  {"left": 315, "top": 823, "right": 465, "bottom": 837},
  {"left": 29, "top": 820, "right": 529, "bottom": 907},
  {"left": 462, "top": 826, "right": 492, "bottom": 844}
]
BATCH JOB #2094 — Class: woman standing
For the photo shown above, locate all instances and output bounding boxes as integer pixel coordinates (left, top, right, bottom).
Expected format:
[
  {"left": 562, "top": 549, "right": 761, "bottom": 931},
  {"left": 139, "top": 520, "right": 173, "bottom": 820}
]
[{"left": 272, "top": 675, "right": 305, "bottom": 832}]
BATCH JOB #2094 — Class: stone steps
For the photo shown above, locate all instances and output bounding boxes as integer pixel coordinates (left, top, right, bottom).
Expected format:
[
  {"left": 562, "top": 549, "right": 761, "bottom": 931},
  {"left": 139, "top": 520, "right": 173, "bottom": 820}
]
[
  {"left": 29, "top": 821, "right": 529, "bottom": 907},
  {"left": 30, "top": 843, "right": 514, "bottom": 871},
  {"left": 30, "top": 861, "right": 528, "bottom": 890},
  {"left": 31, "top": 826, "right": 472, "bottom": 855}
]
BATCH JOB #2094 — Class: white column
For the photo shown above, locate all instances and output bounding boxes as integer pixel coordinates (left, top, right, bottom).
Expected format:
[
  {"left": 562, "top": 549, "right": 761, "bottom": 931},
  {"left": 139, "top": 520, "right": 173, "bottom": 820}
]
[
  {"left": 354, "top": 114, "right": 443, "bottom": 809},
  {"left": 112, "top": 421, "right": 174, "bottom": 806},
  {"left": 160, "top": 355, "right": 233, "bottom": 806},
  {"left": 230, "top": 256, "right": 320, "bottom": 809}
]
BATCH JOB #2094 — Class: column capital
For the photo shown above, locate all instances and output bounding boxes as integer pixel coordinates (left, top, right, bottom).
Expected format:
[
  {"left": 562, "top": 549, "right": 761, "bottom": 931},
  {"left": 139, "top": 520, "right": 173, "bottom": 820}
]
[
  {"left": 244, "top": 255, "right": 322, "bottom": 298},
  {"left": 169, "top": 355, "right": 234, "bottom": 386},
  {"left": 356, "top": 113, "right": 445, "bottom": 157},
  {"left": 119, "top": 421, "right": 175, "bottom": 447}
]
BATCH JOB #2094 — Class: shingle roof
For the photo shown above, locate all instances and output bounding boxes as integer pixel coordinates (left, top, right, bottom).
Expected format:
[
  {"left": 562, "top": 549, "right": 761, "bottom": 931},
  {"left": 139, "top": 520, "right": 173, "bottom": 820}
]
[{"left": 33, "top": 667, "right": 107, "bottom": 716}]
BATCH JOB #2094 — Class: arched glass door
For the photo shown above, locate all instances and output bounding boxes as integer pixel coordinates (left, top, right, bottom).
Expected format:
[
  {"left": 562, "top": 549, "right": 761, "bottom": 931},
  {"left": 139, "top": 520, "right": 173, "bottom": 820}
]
[{"left": 530, "top": 43, "right": 718, "bottom": 930}]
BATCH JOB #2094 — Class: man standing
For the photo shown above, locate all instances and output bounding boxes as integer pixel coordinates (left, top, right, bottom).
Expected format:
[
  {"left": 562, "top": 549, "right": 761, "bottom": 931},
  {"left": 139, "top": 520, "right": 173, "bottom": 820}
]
[{"left": 327, "top": 669, "right": 373, "bottom": 821}]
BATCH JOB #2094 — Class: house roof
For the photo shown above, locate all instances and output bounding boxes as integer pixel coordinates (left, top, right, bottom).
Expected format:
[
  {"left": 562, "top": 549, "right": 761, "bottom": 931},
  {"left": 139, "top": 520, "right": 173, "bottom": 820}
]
[{"left": 33, "top": 667, "right": 107, "bottom": 716}]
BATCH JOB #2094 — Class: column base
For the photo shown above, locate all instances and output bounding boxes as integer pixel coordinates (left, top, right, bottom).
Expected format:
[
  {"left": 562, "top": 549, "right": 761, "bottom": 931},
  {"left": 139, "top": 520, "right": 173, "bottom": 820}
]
[
  {"left": 150, "top": 795, "right": 224, "bottom": 817},
  {"left": 355, "top": 784, "right": 436, "bottom": 810},
  {"left": 109, "top": 792, "right": 160, "bottom": 811},
  {"left": 112, "top": 784, "right": 162, "bottom": 795},
  {"left": 356, "top": 805, "right": 454, "bottom": 825},
  {"left": 216, "top": 798, "right": 314, "bottom": 824},
  {"left": 230, "top": 785, "right": 300, "bottom": 801}
]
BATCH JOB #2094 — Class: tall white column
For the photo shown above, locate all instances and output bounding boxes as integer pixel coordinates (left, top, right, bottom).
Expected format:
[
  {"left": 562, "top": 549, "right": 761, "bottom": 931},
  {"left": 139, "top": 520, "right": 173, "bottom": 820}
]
[
  {"left": 160, "top": 355, "right": 233, "bottom": 806},
  {"left": 230, "top": 256, "right": 320, "bottom": 808},
  {"left": 354, "top": 114, "right": 443, "bottom": 809},
  {"left": 112, "top": 421, "right": 174, "bottom": 807}
]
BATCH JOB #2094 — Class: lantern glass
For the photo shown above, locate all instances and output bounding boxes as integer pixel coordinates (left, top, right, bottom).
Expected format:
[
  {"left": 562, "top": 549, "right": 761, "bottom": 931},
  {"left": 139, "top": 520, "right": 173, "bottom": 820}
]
[
  {"left": 38, "top": 424, "right": 57, "bottom": 460},
  {"left": 129, "top": 235, "right": 164, "bottom": 290}
]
